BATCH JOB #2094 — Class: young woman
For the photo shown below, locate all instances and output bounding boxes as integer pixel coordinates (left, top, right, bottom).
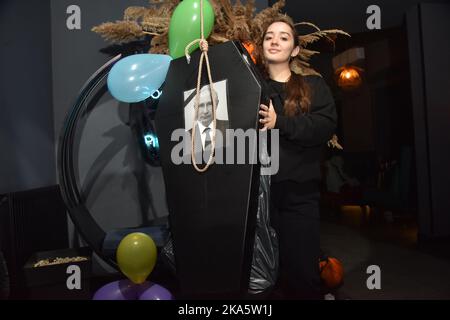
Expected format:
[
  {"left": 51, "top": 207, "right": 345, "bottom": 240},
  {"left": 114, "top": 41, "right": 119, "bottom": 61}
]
[{"left": 257, "top": 16, "right": 337, "bottom": 299}]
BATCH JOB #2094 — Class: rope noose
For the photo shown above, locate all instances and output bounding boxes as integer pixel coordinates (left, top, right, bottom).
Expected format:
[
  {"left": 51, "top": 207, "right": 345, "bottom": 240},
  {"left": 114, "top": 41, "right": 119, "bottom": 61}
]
[{"left": 185, "top": 0, "right": 217, "bottom": 173}]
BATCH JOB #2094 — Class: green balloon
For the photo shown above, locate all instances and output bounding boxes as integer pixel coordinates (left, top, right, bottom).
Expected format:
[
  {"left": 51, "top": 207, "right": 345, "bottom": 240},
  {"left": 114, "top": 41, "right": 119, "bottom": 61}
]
[{"left": 169, "top": 0, "right": 215, "bottom": 59}]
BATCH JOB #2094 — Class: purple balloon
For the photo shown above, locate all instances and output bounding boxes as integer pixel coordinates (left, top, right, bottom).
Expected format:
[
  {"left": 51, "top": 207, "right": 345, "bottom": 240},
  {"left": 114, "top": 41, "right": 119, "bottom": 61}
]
[
  {"left": 138, "top": 283, "right": 173, "bottom": 300},
  {"left": 93, "top": 279, "right": 141, "bottom": 300}
]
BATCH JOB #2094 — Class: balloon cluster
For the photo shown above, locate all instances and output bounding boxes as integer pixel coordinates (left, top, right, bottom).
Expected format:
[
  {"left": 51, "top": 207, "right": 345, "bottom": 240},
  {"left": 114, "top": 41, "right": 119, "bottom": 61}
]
[
  {"left": 107, "top": 0, "right": 215, "bottom": 104},
  {"left": 93, "top": 233, "right": 173, "bottom": 300}
]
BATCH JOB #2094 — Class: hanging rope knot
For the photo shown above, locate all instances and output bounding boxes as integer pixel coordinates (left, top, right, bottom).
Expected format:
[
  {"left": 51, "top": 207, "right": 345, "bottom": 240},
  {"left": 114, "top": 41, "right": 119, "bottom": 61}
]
[
  {"left": 184, "top": 39, "right": 209, "bottom": 64},
  {"left": 199, "top": 39, "right": 209, "bottom": 52}
]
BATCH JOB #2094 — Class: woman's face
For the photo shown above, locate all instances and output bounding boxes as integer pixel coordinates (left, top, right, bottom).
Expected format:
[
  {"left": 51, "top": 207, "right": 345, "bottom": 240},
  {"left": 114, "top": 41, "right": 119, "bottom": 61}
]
[{"left": 263, "top": 21, "right": 299, "bottom": 64}]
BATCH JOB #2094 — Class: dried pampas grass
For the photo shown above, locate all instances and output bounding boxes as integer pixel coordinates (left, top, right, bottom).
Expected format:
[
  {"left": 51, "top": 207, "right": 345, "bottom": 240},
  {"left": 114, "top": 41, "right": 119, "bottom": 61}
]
[{"left": 92, "top": 0, "right": 350, "bottom": 76}]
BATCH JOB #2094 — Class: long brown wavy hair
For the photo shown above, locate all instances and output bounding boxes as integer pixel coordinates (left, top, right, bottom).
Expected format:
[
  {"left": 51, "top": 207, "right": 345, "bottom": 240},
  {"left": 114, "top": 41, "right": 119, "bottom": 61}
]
[{"left": 255, "top": 16, "right": 311, "bottom": 116}]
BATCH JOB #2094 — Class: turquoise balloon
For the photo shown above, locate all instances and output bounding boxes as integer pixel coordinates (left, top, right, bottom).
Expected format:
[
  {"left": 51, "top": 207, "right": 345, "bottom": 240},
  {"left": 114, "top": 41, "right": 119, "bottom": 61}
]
[
  {"left": 169, "top": 0, "right": 215, "bottom": 59},
  {"left": 107, "top": 54, "right": 172, "bottom": 103}
]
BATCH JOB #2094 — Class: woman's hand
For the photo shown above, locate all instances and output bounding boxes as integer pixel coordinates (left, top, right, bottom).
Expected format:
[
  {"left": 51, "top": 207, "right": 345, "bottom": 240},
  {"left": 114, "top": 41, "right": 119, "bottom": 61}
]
[{"left": 259, "top": 100, "right": 277, "bottom": 131}]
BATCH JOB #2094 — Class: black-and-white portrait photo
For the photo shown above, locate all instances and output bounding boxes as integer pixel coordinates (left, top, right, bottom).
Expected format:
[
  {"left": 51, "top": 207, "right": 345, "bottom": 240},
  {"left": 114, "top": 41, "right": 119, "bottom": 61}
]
[{"left": 183, "top": 80, "right": 229, "bottom": 152}]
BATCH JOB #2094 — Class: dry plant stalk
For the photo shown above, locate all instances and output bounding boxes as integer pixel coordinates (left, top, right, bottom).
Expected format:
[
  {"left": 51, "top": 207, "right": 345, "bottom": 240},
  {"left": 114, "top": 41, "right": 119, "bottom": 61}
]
[{"left": 92, "top": 0, "right": 350, "bottom": 76}]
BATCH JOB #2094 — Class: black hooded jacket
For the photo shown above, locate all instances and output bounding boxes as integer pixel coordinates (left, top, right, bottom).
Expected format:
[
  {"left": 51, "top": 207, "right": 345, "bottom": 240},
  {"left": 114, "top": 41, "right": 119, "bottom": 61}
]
[{"left": 266, "top": 75, "right": 337, "bottom": 185}]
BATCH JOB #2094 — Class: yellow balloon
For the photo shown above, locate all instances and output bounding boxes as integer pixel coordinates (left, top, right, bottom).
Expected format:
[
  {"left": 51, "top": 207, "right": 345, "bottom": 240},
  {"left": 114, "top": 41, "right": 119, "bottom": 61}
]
[{"left": 116, "top": 232, "right": 157, "bottom": 284}]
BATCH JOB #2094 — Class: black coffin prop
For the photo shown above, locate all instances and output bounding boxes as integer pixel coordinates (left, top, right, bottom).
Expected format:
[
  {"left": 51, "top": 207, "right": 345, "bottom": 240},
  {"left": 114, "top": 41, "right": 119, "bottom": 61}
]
[{"left": 155, "top": 41, "right": 263, "bottom": 296}]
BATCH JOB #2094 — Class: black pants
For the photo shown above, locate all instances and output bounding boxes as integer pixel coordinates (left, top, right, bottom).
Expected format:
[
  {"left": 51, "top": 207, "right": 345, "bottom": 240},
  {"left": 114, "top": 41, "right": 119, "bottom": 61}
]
[{"left": 270, "top": 180, "right": 321, "bottom": 300}]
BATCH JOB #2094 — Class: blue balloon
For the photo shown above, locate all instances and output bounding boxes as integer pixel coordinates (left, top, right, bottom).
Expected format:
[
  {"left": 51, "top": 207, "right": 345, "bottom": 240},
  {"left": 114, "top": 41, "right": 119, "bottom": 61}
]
[{"left": 107, "top": 54, "right": 172, "bottom": 103}]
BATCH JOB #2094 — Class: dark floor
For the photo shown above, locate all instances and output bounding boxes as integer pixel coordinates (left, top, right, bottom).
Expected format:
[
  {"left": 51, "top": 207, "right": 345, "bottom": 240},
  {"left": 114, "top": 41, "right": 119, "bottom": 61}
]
[
  {"left": 320, "top": 205, "right": 450, "bottom": 300},
  {"left": 86, "top": 204, "right": 450, "bottom": 300},
  {"left": 6, "top": 204, "right": 450, "bottom": 300}
]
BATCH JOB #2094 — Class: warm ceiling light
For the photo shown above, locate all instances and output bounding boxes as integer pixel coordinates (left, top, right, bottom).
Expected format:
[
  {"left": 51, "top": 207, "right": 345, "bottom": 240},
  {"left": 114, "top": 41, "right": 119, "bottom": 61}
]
[{"left": 337, "top": 66, "right": 363, "bottom": 90}]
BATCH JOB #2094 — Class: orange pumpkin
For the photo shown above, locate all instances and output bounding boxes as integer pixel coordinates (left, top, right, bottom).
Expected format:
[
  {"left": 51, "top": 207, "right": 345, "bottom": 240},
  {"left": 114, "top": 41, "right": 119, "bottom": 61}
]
[
  {"left": 319, "top": 257, "right": 344, "bottom": 289},
  {"left": 242, "top": 41, "right": 257, "bottom": 64}
]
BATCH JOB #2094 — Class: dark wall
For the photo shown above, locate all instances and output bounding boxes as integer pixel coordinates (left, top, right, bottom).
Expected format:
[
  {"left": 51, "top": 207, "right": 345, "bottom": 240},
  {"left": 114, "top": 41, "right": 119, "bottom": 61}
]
[
  {"left": 0, "top": 0, "right": 55, "bottom": 194},
  {"left": 277, "top": 0, "right": 449, "bottom": 34},
  {"left": 407, "top": 3, "right": 450, "bottom": 238},
  {"left": 50, "top": 0, "right": 149, "bottom": 142},
  {"left": 50, "top": 0, "right": 161, "bottom": 240}
]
